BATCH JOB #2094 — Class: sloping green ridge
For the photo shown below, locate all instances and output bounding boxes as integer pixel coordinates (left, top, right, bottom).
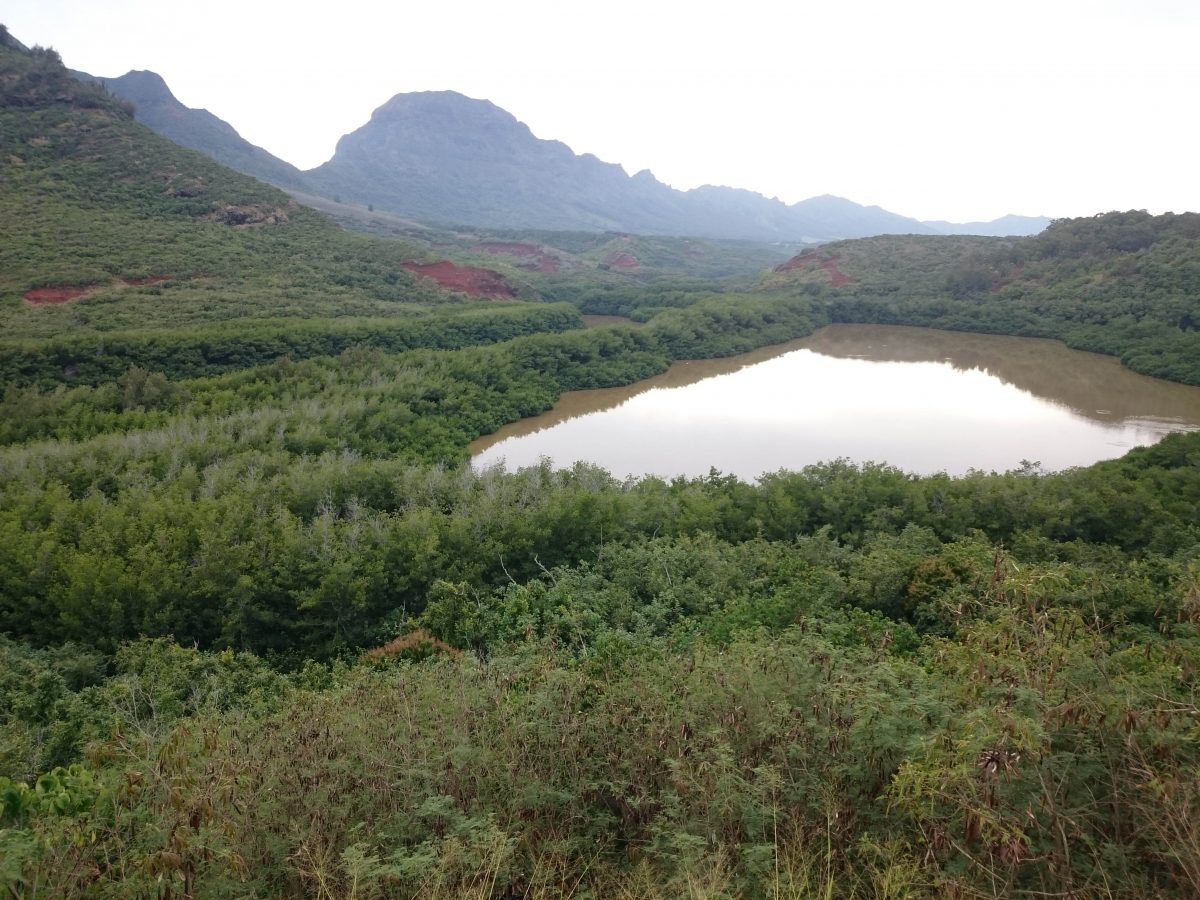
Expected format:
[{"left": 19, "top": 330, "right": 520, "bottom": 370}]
[
  {"left": 1, "top": 42, "right": 578, "bottom": 384},
  {"left": 0, "top": 303, "right": 584, "bottom": 384},
  {"left": 767, "top": 214, "right": 1200, "bottom": 384}
]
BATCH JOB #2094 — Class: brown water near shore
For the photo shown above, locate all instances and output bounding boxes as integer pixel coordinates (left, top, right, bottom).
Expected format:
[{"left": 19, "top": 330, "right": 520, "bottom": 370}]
[{"left": 471, "top": 325, "right": 1200, "bottom": 479}]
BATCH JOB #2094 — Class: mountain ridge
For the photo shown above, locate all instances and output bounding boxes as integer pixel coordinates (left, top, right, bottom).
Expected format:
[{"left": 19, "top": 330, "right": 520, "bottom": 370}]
[
  {"left": 73, "top": 70, "right": 1050, "bottom": 241},
  {"left": 71, "top": 67, "right": 310, "bottom": 191},
  {"left": 925, "top": 214, "right": 1053, "bottom": 237},
  {"left": 305, "top": 89, "right": 957, "bottom": 241}
]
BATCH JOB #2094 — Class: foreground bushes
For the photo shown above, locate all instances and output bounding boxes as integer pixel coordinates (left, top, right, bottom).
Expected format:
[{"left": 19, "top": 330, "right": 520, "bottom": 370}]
[
  {"left": 4, "top": 584, "right": 1199, "bottom": 897},
  {"left": 1, "top": 436, "right": 1198, "bottom": 896}
]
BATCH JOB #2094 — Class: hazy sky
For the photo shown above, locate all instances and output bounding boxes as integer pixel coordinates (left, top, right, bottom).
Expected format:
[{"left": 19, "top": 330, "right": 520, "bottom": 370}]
[{"left": 7, "top": 0, "right": 1199, "bottom": 222}]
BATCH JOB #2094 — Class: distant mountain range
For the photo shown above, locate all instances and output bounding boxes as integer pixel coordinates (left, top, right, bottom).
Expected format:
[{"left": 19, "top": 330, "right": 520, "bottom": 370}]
[
  {"left": 73, "top": 69, "right": 1050, "bottom": 241},
  {"left": 924, "top": 215, "right": 1052, "bottom": 238}
]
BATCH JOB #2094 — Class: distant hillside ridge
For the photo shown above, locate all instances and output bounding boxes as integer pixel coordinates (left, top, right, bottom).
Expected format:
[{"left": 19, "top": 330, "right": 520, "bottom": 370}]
[
  {"left": 765, "top": 210, "right": 1200, "bottom": 385},
  {"left": 305, "top": 89, "right": 1047, "bottom": 241},
  {"left": 925, "top": 214, "right": 1052, "bottom": 237},
  {"left": 71, "top": 67, "right": 310, "bottom": 191},
  {"left": 0, "top": 23, "right": 28, "bottom": 53}
]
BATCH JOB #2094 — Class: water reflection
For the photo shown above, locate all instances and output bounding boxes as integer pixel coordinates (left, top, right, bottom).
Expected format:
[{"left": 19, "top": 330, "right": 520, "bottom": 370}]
[
  {"left": 470, "top": 325, "right": 1200, "bottom": 479},
  {"left": 803, "top": 325, "right": 1197, "bottom": 426}
]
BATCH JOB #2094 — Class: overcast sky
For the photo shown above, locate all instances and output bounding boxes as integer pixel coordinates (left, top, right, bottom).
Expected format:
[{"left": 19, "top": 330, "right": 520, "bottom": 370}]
[{"left": 7, "top": 0, "right": 1199, "bottom": 222}]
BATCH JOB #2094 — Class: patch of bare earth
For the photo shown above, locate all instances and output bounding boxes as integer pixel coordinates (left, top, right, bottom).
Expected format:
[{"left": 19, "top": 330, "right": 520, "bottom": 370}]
[
  {"left": 22, "top": 275, "right": 174, "bottom": 306},
  {"left": 472, "top": 241, "right": 559, "bottom": 273},
  {"left": 775, "top": 251, "right": 854, "bottom": 287},
  {"left": 22, "top": 286, "right": 92, "bottom": 305},
  {"left": 603, "top": 252, "right": 640, "bottom": 269},
  {"left": 400, "top": 261, "right": 518, "bottom": 299}
]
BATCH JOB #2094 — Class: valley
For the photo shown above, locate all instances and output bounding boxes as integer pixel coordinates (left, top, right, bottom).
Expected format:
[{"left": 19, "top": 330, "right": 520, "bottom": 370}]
[{"left": 1, "top": 28, "right": 1199, "bottom": 899}]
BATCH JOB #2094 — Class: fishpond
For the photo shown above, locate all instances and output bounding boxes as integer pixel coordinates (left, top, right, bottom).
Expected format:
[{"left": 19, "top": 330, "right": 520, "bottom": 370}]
[{"left": 470, "top": 324, "right": 1200, "bottom": 480}]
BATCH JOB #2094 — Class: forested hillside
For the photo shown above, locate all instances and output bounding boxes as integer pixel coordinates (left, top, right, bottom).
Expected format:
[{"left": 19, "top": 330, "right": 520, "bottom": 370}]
[
  {"left": 2, "top": 36, "right": 1200, "bottom": 899},
  {"left": 767, "top": 211, "right": 1200, "bottom": 383}
]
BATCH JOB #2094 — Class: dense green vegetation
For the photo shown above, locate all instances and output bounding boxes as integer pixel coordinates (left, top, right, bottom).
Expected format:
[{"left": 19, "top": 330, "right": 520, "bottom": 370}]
[
  {"left": 3, "top": 436, "right": 1200, "bottom": 896},
  {"left": 0, "top": 303, "right": 587, "bottom": 386},
  {"left": 3, "top": 35, "right": 1200, "bottom": 899}
]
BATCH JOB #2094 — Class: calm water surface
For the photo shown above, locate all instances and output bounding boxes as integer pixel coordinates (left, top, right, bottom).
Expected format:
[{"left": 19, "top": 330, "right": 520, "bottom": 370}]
[{"left": 470, "top": 325, "right": 1200, "bottom": 479}]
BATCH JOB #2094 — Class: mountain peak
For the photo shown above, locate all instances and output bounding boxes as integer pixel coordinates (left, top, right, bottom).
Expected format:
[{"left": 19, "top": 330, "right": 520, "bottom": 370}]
[
  {"left": 307, "top": 90, "right": 639, "bottom": 231},
  {"left": 372, "top": 90, "right": 518, "bottom": 127},
  {"left": 71, "top": 66, "right": 308, "bottom": 191},
  {"left": 101, "top": 69, "right": 176, "bottom": 107},
  {"left": 382, "top": 89, "right": 487, "bottom": 105},
  {"left": 0, "top": 23, "right": 29, "bottom": 53}
]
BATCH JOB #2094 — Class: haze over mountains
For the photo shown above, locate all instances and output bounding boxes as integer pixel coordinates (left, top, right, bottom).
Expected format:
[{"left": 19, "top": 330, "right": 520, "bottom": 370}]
[{"left": 75, "top": 65, "right": 1050, "bottom": 242}]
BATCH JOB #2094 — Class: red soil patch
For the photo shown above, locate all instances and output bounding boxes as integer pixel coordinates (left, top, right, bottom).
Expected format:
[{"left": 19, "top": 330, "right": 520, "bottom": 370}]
[
  {"left": 472, "top": 241, "right": 559, "bottom": 273},
  {"left": 825, "top": 259, "right": 852, "bottom": 287},
  {"left": 775, "top": 250, "right": 817, "bottom": 273},
  {"left": 22, "top": 275, "right": 175, "bottom": 306},
  {"left": 401, "top": 261, "right": 518, "bottom": 299},
  {"left": 603, "top": 252, "right": 640, "bottom": 269},
  {"left": 775, "top": 251, "right": 853, "bottom": 287},
  {"left": 22, "top": 285, "right": 92, "bottom": 305}
]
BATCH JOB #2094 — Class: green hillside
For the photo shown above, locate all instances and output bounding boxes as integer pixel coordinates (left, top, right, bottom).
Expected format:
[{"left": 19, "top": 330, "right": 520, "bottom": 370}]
[
  {"left": 767, "top": 212, "right": 1200, "bottom": 383},
  {"left": 0, "top": 42, "right": 585, "bottom": 385},
  {"left": 3, "top": 34, "right": 1200, "bottom": 900}
]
